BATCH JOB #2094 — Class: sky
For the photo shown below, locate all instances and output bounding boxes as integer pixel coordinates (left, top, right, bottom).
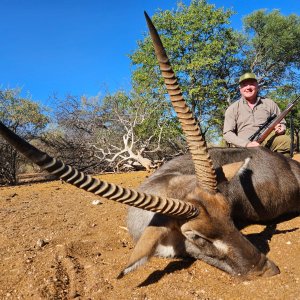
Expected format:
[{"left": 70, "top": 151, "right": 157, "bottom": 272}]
[{"left": 1, "top": 0, "right": 300, "bottom": 109}]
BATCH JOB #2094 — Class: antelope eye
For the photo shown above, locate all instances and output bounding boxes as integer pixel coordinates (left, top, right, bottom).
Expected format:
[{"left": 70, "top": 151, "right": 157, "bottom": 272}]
[{"left": 188, "top": 233, "right": 198, "bottom": 240}]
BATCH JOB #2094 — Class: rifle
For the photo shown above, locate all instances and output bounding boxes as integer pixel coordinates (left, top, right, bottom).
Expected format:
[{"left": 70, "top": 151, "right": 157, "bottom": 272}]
[{"left": 249, "top": 95, "right": 300, "bottom": 144}]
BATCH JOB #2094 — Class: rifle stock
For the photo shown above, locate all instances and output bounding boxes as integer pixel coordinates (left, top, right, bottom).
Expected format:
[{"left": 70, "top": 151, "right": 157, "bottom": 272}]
[{"left": 254, "top": 96, "right": 300, "bottom": 144}]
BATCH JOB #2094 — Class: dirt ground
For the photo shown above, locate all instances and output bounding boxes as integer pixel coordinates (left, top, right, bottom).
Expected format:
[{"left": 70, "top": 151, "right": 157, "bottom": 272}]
[{"left": 0, "top": 166, "right": 299, "bottom": 300}]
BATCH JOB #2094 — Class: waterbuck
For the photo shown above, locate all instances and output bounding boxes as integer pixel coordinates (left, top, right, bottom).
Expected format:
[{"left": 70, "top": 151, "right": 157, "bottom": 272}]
[{"left": 0, "top": 12, "right": 299, "bottom": 279}]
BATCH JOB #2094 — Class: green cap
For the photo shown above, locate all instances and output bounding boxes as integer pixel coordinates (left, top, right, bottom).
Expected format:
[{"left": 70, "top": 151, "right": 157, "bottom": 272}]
[{"left": 239, "top": 72, "right": 257, "bottom": 84}]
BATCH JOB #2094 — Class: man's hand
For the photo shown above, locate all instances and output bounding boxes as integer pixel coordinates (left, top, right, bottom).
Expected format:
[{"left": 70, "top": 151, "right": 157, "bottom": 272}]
[
  {"left": 246, "top": 141, "right": 260, "bottom": 147},
  {"left": 274, "top": 124, "right": 285, "bottom": 135}
]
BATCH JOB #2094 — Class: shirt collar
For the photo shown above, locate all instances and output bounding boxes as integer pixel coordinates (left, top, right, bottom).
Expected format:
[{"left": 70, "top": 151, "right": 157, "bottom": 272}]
[{"left": 241, "top": 96, "right": 262, "bottom": 106}]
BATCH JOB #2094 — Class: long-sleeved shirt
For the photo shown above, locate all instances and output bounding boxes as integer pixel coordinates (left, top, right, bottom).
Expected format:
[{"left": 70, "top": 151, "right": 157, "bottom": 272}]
[{"left": 223, "top": 96, "right": 286, "bottom": 147}]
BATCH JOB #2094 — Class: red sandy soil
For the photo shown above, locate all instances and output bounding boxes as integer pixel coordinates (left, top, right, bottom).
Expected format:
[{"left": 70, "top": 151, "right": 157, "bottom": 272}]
[{"left": 0, "top": 159, "right": 299, "bottom": 299}]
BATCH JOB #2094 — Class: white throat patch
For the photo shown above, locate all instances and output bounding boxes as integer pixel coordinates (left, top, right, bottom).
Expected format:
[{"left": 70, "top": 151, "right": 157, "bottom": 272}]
[{"left": 213, "top": 240, "right": 229, "bottom": 254}]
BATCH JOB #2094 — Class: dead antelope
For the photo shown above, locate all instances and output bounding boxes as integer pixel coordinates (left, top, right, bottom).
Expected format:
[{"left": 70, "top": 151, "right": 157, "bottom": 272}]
[{"left": 0, "top": 12, "right": 299, "bottom": 280}]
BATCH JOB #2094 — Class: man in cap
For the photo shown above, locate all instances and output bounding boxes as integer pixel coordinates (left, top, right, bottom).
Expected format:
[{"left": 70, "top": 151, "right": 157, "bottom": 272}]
[{"left": 223, "top": 72, "right": 291, "bottom": 156}]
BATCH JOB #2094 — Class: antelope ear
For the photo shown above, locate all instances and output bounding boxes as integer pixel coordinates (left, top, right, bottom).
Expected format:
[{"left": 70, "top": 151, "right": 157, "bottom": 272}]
[
  {"left": 117, "top": 225, "right": 170, "bottom": 279},
  {"left": 220, "top": 158, "right": 251, "bottom": 181}
]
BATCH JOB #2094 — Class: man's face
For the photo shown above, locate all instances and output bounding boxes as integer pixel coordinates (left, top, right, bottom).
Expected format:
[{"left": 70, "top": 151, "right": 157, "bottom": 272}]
[{"left": 239, "top": 79, "right": 258, "bottom": 101}]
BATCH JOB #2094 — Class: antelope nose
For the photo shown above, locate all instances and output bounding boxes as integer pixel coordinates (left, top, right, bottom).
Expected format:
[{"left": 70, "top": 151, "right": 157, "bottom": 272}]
[{"left": 261, "top": 259, "right": 280, "bottom": 277}]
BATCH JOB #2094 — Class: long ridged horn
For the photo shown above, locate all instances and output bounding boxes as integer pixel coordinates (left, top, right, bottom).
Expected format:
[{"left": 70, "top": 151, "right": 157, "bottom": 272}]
[
  {"left": 144, "top": 11, "right": 217, "bottom": 193},
  {"left": 0, "top": 121, "right": 198, "bottom": 219}
]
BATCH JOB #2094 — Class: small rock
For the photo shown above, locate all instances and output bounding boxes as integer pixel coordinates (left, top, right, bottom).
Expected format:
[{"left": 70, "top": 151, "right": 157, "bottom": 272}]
[
  {"left": 70, "top": 291, "right": 81, "bottom": 298},
  {"left": 36, "top": 239, "right": 49, "bottom": 248},
  {"left": 91, "top": 199, "right": 102, "bottom": 205}
]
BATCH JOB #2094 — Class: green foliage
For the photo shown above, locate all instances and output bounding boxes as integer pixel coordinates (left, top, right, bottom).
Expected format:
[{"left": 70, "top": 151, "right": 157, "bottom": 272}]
[
  {"left": 130, "top": 0, "right": 241, "bottom": 142},
  {"left": 0, "top": 88, "right": 49, "bottom": 136},
  {"left": 0, "top": 88, "right": 49, "bottom": 184},
  {"left": 242, "top": 10, "right": 300, "bottom": 90}
]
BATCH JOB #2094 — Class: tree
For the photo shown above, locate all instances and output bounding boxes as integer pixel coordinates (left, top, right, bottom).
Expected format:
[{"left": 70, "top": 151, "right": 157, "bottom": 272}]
[
  {"left": 96, "top": 91, "right": 185, "bottom": 170},
  {"left": 42, "top": 94, "right": 107, "bottom": 173},
  {"left": 0, "top": 88, "right": 49, "bottom": 184},
  {"left": 241, "top": 10, "right": 300, "bottom": 91},
  {"left": 130, "top": 0, "right": 241, "bottom": 142},
  {"left": 45, "top": 91, "right": 185, "bottom": 172}
]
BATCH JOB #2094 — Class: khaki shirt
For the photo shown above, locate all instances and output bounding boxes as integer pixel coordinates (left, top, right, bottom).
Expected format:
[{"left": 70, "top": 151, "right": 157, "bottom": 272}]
[{"left": 223, "top": 97, "right": 286, "bottom": 147}]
